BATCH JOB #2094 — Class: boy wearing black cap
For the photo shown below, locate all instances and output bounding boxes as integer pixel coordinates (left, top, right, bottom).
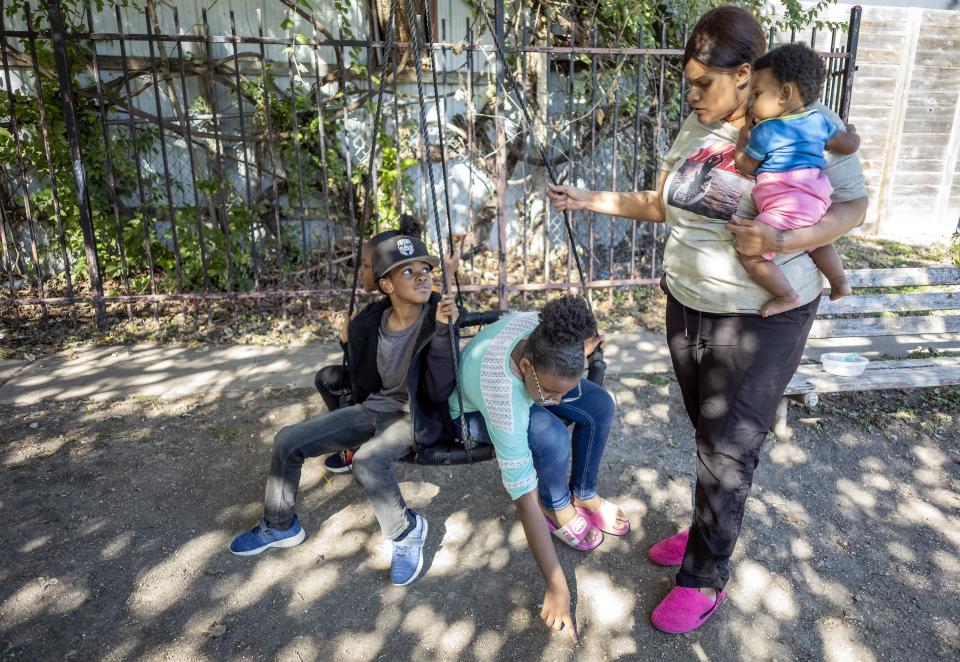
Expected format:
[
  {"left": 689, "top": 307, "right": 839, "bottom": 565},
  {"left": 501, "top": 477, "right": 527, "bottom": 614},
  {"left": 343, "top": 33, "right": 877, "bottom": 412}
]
[{"left": 230, "top": 235, "right": 459, "bottom": 586}]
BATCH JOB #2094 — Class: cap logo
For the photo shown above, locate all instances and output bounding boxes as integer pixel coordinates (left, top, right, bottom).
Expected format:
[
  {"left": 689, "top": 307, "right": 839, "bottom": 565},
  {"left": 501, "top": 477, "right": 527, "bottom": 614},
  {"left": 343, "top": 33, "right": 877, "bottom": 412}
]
[{"left": 397, "top": 238, "right": 414, "bottom": 256}]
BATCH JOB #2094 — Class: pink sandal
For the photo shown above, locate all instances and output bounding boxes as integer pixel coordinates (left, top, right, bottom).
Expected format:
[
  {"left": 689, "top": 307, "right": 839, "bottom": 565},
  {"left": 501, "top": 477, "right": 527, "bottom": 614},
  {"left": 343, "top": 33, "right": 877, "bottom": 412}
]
[
  {"left": 647, "top": 529, "right": 689, "bottom": 566},
  {"left": 574, "top": 499, "right": 630, "bottom": 536},
  {"left": 545, "top": 512, "right": 603, "bottom": 551},
  {"left": 651, "top": 586, "right": 725, "bottom": 633}
]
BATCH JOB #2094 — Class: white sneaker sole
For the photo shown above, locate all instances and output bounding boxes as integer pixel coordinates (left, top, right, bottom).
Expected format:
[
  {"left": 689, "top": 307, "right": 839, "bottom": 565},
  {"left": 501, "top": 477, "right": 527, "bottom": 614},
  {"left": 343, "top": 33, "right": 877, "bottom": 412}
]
[
  {"left": 391, "top": 519, "right": 428, "bottom": 586},
  {"left": 230, "top": 527, "right": 306, "bottom": 557}
]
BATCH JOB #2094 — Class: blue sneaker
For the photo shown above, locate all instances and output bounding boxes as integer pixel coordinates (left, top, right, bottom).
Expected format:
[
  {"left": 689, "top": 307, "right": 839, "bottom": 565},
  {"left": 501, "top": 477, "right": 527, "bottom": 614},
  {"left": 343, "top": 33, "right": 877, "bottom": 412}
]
[
  {"left": 390, "top": 510, "right": 429, "bottom": 586},
  {"left": 229, "top": 516, "right": 306, "bottom": 556}
]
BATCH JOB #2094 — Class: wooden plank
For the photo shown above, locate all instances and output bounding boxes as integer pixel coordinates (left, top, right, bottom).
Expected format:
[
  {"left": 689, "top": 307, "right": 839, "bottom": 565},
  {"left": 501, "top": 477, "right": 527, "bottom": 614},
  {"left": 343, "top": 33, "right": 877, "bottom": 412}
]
[
  {"left": 895, "top": 172, "right": 953, "bottom": 187},
  {"left": 842, "top": 267, "right": 960, "bottom": 287},
  {"left": 784, "top": 357, "right": 960, "bottom": 396},
  {"left": 809, "top": 315, "right": 960, "bottom": 339},
  {"left": 817, "top": 292, "right": 960, "bottom": 315}
]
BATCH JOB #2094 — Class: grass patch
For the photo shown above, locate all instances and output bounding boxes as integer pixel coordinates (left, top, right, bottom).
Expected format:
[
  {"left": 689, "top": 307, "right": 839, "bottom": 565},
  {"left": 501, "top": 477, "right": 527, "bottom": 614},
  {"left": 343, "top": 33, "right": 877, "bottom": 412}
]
[{"left": 836, "top": 235, "right": 958, "bottom": 269}]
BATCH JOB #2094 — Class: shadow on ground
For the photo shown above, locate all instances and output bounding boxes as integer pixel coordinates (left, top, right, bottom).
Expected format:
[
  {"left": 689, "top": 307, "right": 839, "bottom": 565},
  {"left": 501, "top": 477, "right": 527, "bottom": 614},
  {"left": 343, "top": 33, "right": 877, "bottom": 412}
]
[{"left": 1, "top": 377, "right": 958, "bottom": 661}]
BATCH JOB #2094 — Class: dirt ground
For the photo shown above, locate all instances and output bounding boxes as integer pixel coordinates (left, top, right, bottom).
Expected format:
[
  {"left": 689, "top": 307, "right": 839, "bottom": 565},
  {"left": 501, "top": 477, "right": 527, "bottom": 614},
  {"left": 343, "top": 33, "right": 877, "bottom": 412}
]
[{"left": 1, "top": 377, "right": 959, "bottom": 661}]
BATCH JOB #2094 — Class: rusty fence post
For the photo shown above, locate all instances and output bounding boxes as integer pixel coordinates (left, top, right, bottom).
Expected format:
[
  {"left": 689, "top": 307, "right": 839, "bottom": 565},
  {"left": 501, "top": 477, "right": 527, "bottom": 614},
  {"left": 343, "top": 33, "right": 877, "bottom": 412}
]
[
  {"left": 494, "top": 0, "right": 507, "bottom": 310},
  {"left": 46, "top": 0, "right": 107, "bottom": 329},
  {"left": 839, "top": 4, "right": 861, "bottom": 123}
]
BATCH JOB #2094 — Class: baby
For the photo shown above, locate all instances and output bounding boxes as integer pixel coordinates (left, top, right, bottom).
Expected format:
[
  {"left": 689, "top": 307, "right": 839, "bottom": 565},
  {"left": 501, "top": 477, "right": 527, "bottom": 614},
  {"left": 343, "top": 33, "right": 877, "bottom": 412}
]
[{"left": 734, "top": 42, "right": 860, "bottom": 317}]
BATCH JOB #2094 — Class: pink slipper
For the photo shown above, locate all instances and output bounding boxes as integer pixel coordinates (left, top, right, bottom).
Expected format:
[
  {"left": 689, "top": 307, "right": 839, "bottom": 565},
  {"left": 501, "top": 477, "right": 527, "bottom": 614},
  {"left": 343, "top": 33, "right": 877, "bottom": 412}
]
[
  {"left": 647, "top": 529, "right": 689, "bottom": 566},
  {"left": 545, "top": 512, "right": 603, "bottom": 551},
  {"left": 575, "top": 499, "right": 630, "bottom": 536},
  {"left": 651, "top": 586, "right": 725, "bottom": 633}
]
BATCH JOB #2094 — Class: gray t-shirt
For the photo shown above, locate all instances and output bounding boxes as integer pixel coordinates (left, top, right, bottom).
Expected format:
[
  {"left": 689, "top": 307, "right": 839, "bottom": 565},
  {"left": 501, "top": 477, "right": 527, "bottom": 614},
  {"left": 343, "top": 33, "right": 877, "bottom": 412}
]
[
  {"left": 362, "top": 305, "right": 427, "bottom": 413},
  {"left": 660, "top": 102, "right": 867, "bottom": 314}
]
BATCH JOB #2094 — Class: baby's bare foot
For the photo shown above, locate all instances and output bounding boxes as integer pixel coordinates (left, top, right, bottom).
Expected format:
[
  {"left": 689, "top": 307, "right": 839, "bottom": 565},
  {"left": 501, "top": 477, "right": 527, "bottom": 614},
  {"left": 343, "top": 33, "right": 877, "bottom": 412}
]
[
  {"left": 760, "top": 293, "right": 801, "bottom": 317},
  {"left": 829, "top": 278, "right": 852, "bottom": 301}
]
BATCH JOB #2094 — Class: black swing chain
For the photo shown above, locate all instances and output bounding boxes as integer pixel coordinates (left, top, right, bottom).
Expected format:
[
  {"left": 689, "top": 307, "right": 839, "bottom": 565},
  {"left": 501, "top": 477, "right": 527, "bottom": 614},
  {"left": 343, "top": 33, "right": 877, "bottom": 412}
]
[
  {"left": 475, "top": 1, "right": 593, "bottom": 314},
  {"left": 475, "top": 1, "right": 606, "bottom": 386},
  {"left": 404, "top": 0, "right": 476, "bottom": 456},
  {"left": 343, "top": 0, "right": 397, "bottom": 367},
  {"left": 419, "top": 9, "right": 465, "bottom": 310}
]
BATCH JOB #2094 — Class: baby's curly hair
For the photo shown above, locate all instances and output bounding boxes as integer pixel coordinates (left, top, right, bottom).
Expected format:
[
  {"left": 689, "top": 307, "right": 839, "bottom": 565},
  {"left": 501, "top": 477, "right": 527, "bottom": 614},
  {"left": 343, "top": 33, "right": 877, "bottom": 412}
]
[
  {"left": 524, "top": 295, "right": 597, "bottom": 379},
  {"left": 752, "top": 42, "right": 825, "bottom": 105}
]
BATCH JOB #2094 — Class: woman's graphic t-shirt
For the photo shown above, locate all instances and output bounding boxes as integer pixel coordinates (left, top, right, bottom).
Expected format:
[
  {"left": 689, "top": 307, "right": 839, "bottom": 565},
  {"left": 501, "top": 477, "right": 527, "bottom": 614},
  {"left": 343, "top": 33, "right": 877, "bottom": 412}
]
[
  {"left": 660, "top": 102, "right": 866, "bottom": 314},
  {"left": 449, "top": 312, "right": 540, "bottom": 500}
]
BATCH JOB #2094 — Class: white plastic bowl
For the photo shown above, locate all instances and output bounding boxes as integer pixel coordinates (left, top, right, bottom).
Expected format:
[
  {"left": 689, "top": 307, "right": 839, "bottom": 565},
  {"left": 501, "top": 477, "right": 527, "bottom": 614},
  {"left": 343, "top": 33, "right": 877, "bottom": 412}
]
[{"left": 821, "top": 352, "right": 869, "bottom": 377}]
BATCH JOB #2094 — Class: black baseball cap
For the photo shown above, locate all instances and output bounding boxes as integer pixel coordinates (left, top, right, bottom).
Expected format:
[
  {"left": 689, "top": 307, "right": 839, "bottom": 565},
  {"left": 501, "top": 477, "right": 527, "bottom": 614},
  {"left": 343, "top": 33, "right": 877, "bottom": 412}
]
[{"left": 373, "top": 234, "right": 440, "bottom": 280}]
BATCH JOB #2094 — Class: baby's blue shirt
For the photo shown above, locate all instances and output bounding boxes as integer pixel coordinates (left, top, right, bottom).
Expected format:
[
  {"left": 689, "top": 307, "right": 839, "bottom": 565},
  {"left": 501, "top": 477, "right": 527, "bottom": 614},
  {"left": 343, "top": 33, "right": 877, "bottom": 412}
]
[{"left": 745, "top": 110, "right": 841, "bottom": 174}]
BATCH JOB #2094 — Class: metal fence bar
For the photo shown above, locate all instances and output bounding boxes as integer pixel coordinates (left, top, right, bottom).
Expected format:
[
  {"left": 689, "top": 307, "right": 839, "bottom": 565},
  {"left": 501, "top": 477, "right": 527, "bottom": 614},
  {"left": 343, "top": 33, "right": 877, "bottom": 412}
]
[
  {"left": 27, "top": 4, "right": 74, "bottom": 323},
  {"left": 87, "top": 2, "right": 132, "bottom": 320},
  {"left": 12, "top": 275, "right": 665, "bottom": 307},
  {"left": 201, "top": 8, "right": 235, "bottom": 293},
  {"left": 230, "top": 10, "right": 259, "bottom": 300},
  {"left": 629, "top": 26, "right": 644, "bottom": 304},
  {"left": 519, "top": 13, "right": 528, "bottom": 309},
  {"left": 608, "top": 34, "right": 621, "bottom": 305},
  {"left": 651, "top": 22, "right": 667, "bottom": 280},
  {"left": 175, "top": 8, "right": 211, "bottom": 295},
  {"left": 334, "top": 31, "right": 357, "bottom": 285},
  {"left": 565, "top": 21, "right": 575, "bottom": 290},
  {"left": 310, "top": 21, "right": 336, "bottom": 291},
  {"left": 114, "top": 4, "right": 159, "bottom": 318},
  {"left": 588, "top": 26, "right": 597, "bottom": 295},
  {"left": 145, "top": 5, "right": 184, "bottom": 294},
  {"left": 494, "top": 0, "right": 507, "bottom": 309},
  {"left": 0, "top": 25, "right": 858, "bottom": 61},
  {"left": 543, "top": 16, "right": 552, "bottom": 290},
  {"left": 257, "top": 8, "right": 285, "bottom": 295},
  {"left": 464, "top": 18, "right": 477, "bottom": 283},
  {"left": 0, "top": 194, "right": 18, "bottom": 321},
  {"left": 48, "top": 0, "right": 105, "bottom": 328},
  {"left": 0, "top": 9, "right": 47, "bottom": 321},
  {"left": 286, "top": 16, "right": 310, "bottom": 289}
]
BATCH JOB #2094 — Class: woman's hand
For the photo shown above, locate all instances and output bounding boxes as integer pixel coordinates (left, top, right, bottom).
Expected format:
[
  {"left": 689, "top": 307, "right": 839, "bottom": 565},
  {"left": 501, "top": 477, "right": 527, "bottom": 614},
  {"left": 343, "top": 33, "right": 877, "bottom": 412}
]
[
  {"left": 549, "top": 172, "right": 668, "bottom": 222},
  {"left": 435, "top": 294, "right": 459, "bottom": 325},
  {"left": 725, "top": 216, "right": 777, "bottom": 256},
  {"left": 584, "top": 334, "right": 604, "bottom": 358},
  {"left": 727, "top": 197, "right": 867, "bottom": 256},
  {"left": 541, "top": 581, "right": 578, "bottom": 645},
  {"left": 547, "top": 183, "right": 592, "bottom": 212}
]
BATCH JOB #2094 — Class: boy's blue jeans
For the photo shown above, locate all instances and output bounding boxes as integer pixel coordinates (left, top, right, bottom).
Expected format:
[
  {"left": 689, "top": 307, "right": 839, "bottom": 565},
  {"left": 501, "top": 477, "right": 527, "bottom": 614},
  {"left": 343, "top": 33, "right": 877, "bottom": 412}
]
[{"left": 460, "top": 378, "right": 616, "bottom": 510}]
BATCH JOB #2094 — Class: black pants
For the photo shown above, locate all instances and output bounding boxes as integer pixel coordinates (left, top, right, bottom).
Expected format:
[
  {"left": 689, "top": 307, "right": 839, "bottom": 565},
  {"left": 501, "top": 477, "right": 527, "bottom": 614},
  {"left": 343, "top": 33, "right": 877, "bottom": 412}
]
[
  {"left": 665, "top": 290, "right": 818, "bottom": 589},
  {"left": 314, "top": 364, "right": 351, "bottom": 412}
]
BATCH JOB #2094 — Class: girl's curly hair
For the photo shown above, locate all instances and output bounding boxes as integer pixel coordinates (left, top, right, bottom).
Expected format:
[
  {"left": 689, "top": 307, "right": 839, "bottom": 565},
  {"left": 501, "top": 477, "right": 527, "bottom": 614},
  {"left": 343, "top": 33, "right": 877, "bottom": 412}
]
[{"left": 524, "top": 295, "right": 597, "bottom": 379}]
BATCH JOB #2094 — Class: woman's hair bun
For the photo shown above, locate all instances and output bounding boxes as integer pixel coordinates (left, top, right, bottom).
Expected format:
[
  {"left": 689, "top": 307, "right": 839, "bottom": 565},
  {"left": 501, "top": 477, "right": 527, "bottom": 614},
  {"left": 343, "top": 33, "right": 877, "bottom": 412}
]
[
  {"left": 398, "top": 214, "right": 424, "bottom": 239},
  {"left": 538, "top": 295, "right": 597, "bottom": 346}
]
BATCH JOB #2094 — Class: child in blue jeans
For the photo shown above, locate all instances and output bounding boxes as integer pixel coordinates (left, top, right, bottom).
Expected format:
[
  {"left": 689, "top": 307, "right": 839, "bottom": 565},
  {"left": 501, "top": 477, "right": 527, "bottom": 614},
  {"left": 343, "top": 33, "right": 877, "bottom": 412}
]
[
  {"left": 451, "top": 295, "right": 627, "bottom": 642},
  {"left": 230, "top": 235, "right": 459, "bottom": 587}
]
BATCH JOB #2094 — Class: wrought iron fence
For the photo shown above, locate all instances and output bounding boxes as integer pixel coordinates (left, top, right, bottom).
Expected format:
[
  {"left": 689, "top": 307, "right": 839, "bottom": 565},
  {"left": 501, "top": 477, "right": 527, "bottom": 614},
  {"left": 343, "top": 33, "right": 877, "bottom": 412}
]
[{"left": 0, "top": 1, "right": 861, "bottom": 329}]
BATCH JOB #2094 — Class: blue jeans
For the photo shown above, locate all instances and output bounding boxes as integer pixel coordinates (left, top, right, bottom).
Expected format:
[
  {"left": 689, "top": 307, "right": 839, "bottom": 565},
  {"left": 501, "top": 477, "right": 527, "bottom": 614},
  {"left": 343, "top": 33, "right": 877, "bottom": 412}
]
[{"left": 460, "top": 378, "right": 615, "bottom": 510}]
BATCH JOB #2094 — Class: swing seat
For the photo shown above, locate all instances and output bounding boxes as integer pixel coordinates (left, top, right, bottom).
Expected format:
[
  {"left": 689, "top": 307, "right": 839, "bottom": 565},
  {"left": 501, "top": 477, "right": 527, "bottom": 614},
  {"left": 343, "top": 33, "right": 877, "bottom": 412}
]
[{"left": 400, "top": 309, "right": 608, "bottom": 466}]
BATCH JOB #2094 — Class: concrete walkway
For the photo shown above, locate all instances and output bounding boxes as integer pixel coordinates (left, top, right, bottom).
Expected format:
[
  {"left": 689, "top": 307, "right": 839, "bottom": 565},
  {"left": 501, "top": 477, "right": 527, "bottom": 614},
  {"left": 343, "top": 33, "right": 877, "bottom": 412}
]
[
  {"left": 3, "top": 328, "right": 958, "bottom": 406},
  {"left": 0, "top": 331, "right": 673, "bottom": 406}
]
